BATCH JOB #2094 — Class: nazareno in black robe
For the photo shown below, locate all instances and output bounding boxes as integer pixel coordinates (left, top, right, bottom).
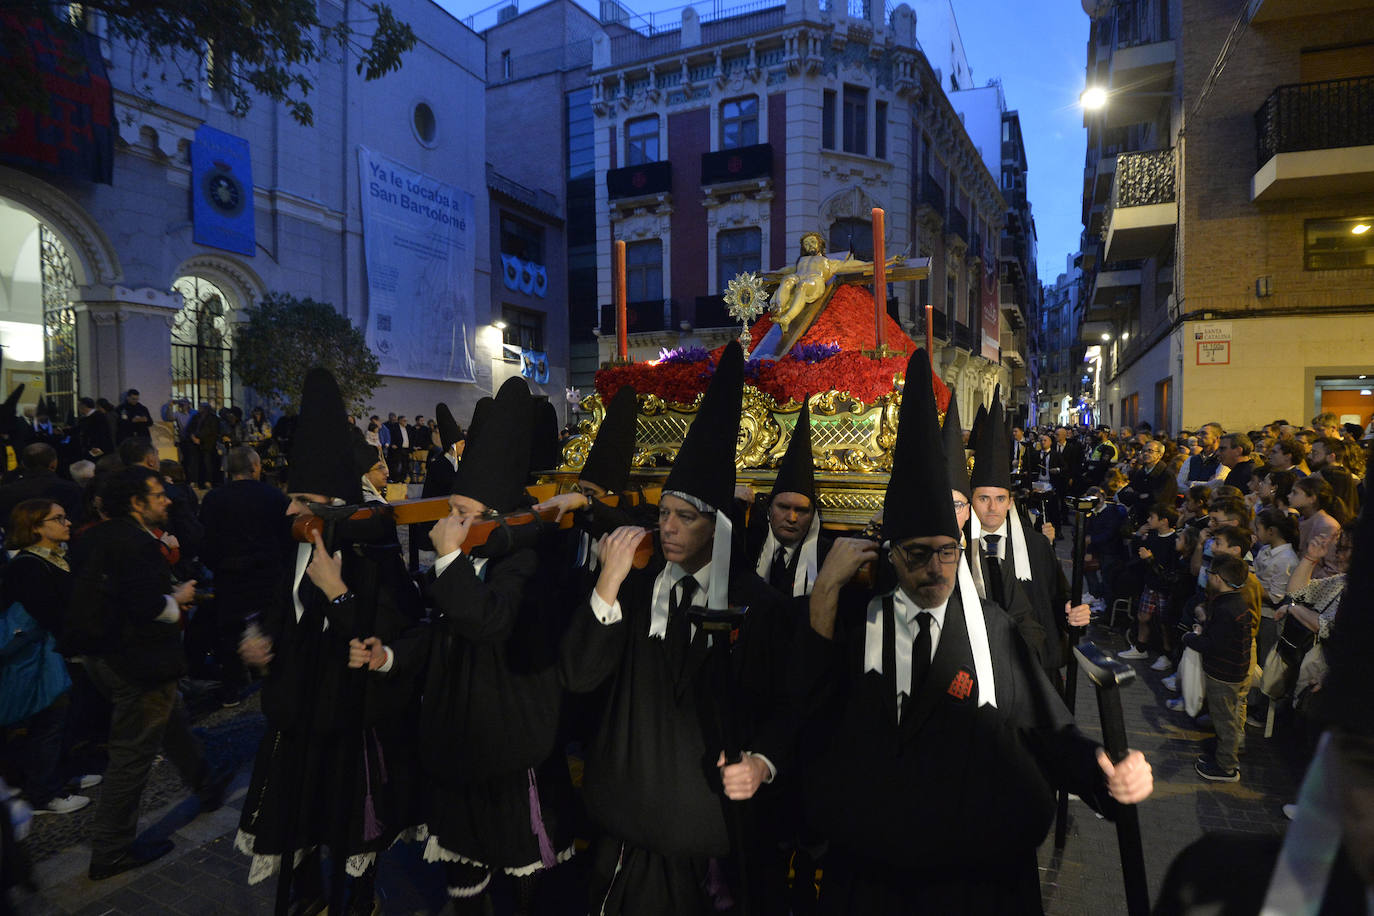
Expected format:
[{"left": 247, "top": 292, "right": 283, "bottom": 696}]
[
  {"left": 560, "top": 552, "right": 795, "bottom": 914},
  {"left": 793, "top": 585, "right": 1119, "bottom": 915},
  {"left": 392, "top": 545, "right": 576, "bottom": 874},
  {"left": 236, "top": 517, "right": 424, "bottom": 883}
]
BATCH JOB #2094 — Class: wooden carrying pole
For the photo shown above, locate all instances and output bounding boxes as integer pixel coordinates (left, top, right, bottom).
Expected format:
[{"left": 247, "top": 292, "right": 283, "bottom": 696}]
[
  {"left": 614, "top": 239, "right": 628, "bottom": 360},
  {"left": 926, "top": 303, "right": 934, "bottom": 355},
  {"left": 872, "top": 208, "right": 886, "bottom": 350}
]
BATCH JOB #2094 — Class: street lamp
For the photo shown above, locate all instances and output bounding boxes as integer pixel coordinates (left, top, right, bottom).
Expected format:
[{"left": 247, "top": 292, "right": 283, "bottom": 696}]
[
  {"left": 1101, "top": 332, "right": 1111, "bottom": 341},
  {"left": 1080, "top": 87, "right": 1109, "bottom": 110}
]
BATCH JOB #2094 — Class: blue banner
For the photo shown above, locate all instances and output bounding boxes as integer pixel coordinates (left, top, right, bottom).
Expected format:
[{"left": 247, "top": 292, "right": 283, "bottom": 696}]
[{"left": 191, "top": 126, "right": 254, "bottom": 256}]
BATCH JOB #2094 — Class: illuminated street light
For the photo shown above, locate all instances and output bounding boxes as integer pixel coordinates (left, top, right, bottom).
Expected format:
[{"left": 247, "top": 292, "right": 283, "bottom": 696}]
[
  {"left": 1081, "top": 87, "right": 1108, "bottom": 110},
  {"left": 1101, "top": 332, "right": 1111, "bottom": 341},
  {"left": 493, "top": 319, "right": 508, "bottom": 330},
  {"left": 1354, "top": 223, "right": 1371, "bottom": 235}
]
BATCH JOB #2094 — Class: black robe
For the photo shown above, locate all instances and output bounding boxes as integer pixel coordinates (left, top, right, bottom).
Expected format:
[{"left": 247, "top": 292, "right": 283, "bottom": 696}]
[
  {"left": 237, "top": 518, "right": 424, "bottom": 870},
  {"left": 397, "top": 547, "right": 575, "bottom": 870},
  {"left": 560, "top": 555, "right": 794, "bottom": 913},
  {"left": 970, "top": 519, "right": 1070, "bottom": 672},
  {"left": 795, "top": 587, "right": 1116, "bottom": 914}
]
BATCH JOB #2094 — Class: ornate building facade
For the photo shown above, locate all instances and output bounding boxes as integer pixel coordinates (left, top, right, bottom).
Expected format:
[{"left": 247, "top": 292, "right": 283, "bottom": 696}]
[{"left": 587, "top": 0, "right": 1015, "bottom": 427}]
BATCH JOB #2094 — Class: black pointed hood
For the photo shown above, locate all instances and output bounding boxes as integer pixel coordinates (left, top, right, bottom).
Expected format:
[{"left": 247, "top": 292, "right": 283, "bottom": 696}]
[
  {"left": 288, "top": 368, "right": 360, "bottom": 502},
  {"left": 663, "top": 341, "right": 744, "bottom": 513},
  {"left": 529, "top": 400, "right": 562, "bottom": 474},
  {"left": 580, "top": 385, "right": 638, "bottom": 493},
  {"left": 466, "top": 397, "right": 494, "bottom": 452},
  {"left": 453, "top": 378, "right": 534, "bottom": 512},
  {"left": 883, "top": 349, "right": 957, "bottom": 543},
  {"left": 970, "top": 395, "right": 1012, "bottom": 492},
  {"left": 770, "top": 398, "right": 815, "bottom": 503},
  {"left": 353, "top": 439, "right": 383, "bottom": 478},
  {"left": 435, "top": 402, "right": 462, "bottom": 451},
  {"left": 968, "top": 401, "right": 987, "bottom": 457},
  {"left": 941, "top": 390, "right": 971, "bottom": 499}
]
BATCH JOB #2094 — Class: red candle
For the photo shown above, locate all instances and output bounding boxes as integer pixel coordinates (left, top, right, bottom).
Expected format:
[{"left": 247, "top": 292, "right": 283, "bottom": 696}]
[
  {"left": 872, "top": 208, "right": 886, "bottom": 350},
  {"left": 614, "top": 239, "right": 628, "bottom": 361},
  {"left": 926, "top": 303, "right": 934, "bottom": 356}
]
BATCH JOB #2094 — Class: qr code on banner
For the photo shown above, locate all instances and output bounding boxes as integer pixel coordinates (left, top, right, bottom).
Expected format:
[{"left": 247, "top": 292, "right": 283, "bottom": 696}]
[{"left": 377, "top": 314, "right": 391, "bottom": 332}]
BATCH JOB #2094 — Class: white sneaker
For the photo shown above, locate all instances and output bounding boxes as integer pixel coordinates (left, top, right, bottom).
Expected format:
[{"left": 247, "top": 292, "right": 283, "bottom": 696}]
[
  {"left": 1162, "top": 673, "right": 1180, "bottom": 692},
  {"left": 77, "top": 774, "right": 103, "bottom": 790},
  {"left": 1150, "top": 656, "right": 1174, "bottom": 672},
  {"left": 1282, "top": 804, "right": 1298, "bottom": 820},
  {"left": 1118, "top": 646, "right": 1149, "bottom": 660},
  {"left": 1165, "top": 698, "right": 1186, "bottom": 712},
  {"left": 34, "top": 794, "right": 90, "bottom": 815}
]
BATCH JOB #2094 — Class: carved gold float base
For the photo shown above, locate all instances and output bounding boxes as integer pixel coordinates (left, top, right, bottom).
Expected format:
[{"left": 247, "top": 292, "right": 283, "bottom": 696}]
[{"left": 549, "top": 384, "right": 938, "bottom": 528}]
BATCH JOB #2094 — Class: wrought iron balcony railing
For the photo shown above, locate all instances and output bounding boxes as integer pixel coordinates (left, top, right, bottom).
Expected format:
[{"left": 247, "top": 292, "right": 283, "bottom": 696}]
[
  {"left": 946, "top": 208, "right": 968, "bottom": 243},
  {"left": 1254, "top": 76, "right": 1374, "bottom": 168},
  {"left": 1112, "top": 0, "right": 1170, "bottom": 50},
  {"left": 1103, "top": 148, "right": 1175, "bottom": 236}
]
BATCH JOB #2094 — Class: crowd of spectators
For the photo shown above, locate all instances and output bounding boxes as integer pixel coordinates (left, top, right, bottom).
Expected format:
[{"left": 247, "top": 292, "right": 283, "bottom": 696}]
[{"left": 1029, "top": 412, "right": 1366, "bottom": 792}]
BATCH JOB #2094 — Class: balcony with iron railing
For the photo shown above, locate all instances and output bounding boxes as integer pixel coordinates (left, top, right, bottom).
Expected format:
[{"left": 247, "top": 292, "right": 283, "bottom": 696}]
[
  {"left": 1097, "top": 0, "right": 1174, "bottom": 129},
  {"left": 1103, "top": 149, "right": 1176, "bottom": 262},
  {"left": 607, "top": 159, "right": 673, "bottom": 201},
  {"left": 1252, "top": 75, "right": 1374, "bottom": 201},
  {"left": 946, "top": 208, "right": 969, "bottom": 245},
  {"left": 916, "top": 172, "right": 945, "bottom": 220},
  {"left": 701, "top": 143, "right": 773, "bottom": 186}
]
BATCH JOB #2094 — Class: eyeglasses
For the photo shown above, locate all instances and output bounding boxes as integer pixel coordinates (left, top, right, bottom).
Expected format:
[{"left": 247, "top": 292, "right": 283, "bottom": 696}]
[
  {"left": 891, "top": 542, "right": 962, "bottom": 567},
  {"left": 42, "top": 515, "right": 70, "bottom": 525},
  {"left": 951, "top": 499, "right": 969, "bottom": 511}
]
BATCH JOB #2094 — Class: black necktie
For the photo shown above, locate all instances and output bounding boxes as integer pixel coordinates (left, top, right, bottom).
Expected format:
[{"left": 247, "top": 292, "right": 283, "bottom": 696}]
[
  {"left": 769, "top": 546, "right": 791, "bottom": 592},
  {"left": 667, "top": 575, "right": 697, "bottom": 675},
  {"left": 983, "top": 534, "right": 1006, "bottom": 607},
  {"left": 910, "top": 611, "right": 933, "bottom": 698}
]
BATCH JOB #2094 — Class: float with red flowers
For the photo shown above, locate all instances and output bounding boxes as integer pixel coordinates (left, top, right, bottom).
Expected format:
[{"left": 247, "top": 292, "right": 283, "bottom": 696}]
[{"left": 554, "top": 217, "right": 942, "bottom": 525}]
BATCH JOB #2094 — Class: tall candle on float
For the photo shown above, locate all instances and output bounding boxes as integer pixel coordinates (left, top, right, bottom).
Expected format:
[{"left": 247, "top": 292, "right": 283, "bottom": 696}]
[
  {"left": 872, "top": 208, "right": 886, "bottom": 350},
  {"left": 614, "top": 239, "right": 628, "bottom": 361}
]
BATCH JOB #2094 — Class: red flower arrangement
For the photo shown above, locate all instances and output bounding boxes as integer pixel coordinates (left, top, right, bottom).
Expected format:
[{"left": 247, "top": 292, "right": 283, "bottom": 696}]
[{"left": 595, "top": 284, "right": 951, "bottom": 411}]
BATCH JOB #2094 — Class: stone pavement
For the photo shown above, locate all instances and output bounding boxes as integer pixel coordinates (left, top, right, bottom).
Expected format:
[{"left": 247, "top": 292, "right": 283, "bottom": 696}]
[{"left": 9, "top": 539, "right": 1304, "bottom": 915}]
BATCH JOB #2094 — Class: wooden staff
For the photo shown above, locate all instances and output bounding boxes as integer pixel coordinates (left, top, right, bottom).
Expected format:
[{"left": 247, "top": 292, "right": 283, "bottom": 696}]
[
  {"left": 872, "top": 208, "right": 886, "bottom": 350},
  {"left": 925, "top": 302, "right": 934, "bottom": 355},
  {"left": 615, "top": 239, "right": 628, "bottom": 360}
]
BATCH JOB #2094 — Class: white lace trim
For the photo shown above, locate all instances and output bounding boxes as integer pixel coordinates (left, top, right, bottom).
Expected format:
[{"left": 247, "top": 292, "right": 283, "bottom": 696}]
[
  {"left": 234, "top": 829, "right": 376, "bottom": 885},
  {"left": 447, "top": 872, "right": 492, "bottom": 898},
  {"left": 415, "top": 823, "right": 575, "bottom": 875}
]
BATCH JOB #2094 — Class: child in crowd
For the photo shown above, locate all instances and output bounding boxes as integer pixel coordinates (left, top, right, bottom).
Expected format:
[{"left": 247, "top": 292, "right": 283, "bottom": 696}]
[
  {"left": 1121, "top": 505, "right": 1180, "bottom": 663},
  {"left": 1083, "top": 482, "right": 1129, "bottom": 613},
  {"left": 1252, "top": 509, "right": 1299, "bottom": 605},
  {"left": 1181, "top": 555, "right": 1255, "bottom": 782},
  {"left": 1180, "top": 485, "right": 1212, "bottom": 529}
]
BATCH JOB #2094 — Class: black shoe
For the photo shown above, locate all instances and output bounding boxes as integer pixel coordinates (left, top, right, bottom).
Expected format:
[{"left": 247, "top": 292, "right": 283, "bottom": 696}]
[
  {"left": 89, "top": 839, "right": 174, "bottom": 880},
  {"left": 197, "top": 763, "right": 236, "bottom": 813},
  {"left": 1195, "top": 758, "right": 1240, "bottom": 782}
]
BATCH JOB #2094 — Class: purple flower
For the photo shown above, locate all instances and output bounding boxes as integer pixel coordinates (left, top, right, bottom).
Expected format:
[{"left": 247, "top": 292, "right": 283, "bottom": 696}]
[
  {"left": 657, "top": 345, "right": 712, "bottom": 364},
  {"left": 789, "top": 342, "right": 841, "bottom": 364}
]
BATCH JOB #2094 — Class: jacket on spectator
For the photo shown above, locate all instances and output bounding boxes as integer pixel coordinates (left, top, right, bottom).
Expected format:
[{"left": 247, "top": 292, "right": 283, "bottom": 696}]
[{"left": 1182, "top": 590, "right": 1252, "bottom": 684}]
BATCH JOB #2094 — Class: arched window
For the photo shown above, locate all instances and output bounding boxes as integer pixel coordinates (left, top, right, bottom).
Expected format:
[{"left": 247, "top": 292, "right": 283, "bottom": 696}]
[{"left": 171, "top": 276, "right": 234, "bottom": 408}]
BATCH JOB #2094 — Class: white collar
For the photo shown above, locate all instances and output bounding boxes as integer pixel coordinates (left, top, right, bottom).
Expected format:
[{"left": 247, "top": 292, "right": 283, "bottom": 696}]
[
  {"left": 648, "top": 561, "right": 710, "bottom": 639},
  {"left": 862, "top": 559, "right": 996, "bottom": 708},
  {"left": 755, "top": 510, "right": 822, "bottom": 596}
]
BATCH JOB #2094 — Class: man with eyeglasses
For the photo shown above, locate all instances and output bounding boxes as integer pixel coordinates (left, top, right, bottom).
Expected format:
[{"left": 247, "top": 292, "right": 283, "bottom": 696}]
[
  {"left": 795, "top": 350, "right": 1153, "bottom": 912},
  {"left": 1120, "top": 438, "right": 1177, "bottom": 528}
]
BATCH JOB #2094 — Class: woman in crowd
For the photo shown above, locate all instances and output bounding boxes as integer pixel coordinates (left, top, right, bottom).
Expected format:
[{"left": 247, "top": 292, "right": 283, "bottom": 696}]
[
  {"left": 1, "top": 499, "right": 96, "bottom": 815},
  {"left": 1288, "top": 476, "right": 1349, "bottom": 583}
]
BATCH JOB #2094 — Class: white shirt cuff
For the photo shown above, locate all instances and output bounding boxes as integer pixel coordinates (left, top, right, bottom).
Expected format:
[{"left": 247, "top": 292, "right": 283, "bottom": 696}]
[
  {"left": 589, "top": 590, "right": 622, "bottom": 625},
  {"left": 746, "top": 751, "right": 777, "bottom": 783},
  {"left": 378, "top": 646, "right": 395, "bottom": 673},
  {"left": 433, "top": 548, "right": 463, "bottom": 578},
  {"left": 157, "top": 595, "right": 181, "bottom": 624}
]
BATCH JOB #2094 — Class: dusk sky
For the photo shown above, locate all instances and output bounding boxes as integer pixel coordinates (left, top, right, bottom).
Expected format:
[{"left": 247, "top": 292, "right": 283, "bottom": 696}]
[{"left": 446, "top": 0, "right": 1091, "bottom": 290}]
